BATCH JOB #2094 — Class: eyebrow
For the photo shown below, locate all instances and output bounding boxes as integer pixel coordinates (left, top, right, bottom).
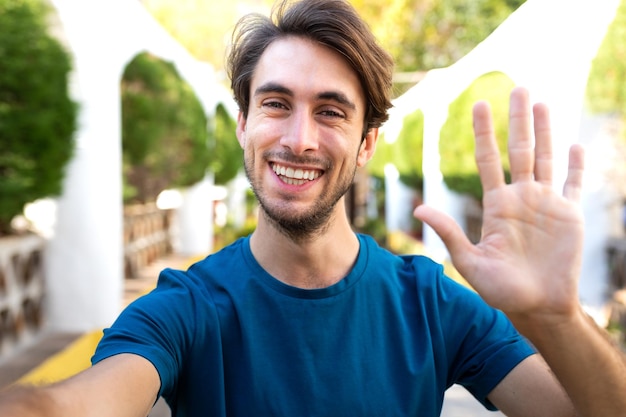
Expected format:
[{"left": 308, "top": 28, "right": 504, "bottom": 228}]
[
  {"left": 254, "top": 82, "right": 293, "bottom": 98},
  {"left": 254, "top": 82, "right": 357, "bottom": 111}
]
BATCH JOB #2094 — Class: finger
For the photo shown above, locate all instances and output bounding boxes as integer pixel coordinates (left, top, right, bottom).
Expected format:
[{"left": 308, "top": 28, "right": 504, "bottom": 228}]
[
  {"left": 563, "top": 144, "right": 585, "bottom": 202},
  {"left": 507, "top": 87, "right": 534, "bottom": 183},
  {"left": 532, "top": 103, "right": 553, "bottom": 185},
  {"left": 473, "top": 100, "right": 505, "bottom": 193},
  {"left": 413, "top": 205, "right": 475, "bottom": 269}
]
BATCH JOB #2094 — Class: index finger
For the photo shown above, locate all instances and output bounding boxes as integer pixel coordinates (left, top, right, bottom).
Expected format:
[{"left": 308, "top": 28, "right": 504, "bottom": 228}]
[{"left": 473, "top": 100, "right": 505, "bottom": 193}]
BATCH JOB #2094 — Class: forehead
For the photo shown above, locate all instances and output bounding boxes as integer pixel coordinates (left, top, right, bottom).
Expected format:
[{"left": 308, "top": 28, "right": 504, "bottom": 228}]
[{"left": 251, "top": 36, "right": 365, "bottom": 109}]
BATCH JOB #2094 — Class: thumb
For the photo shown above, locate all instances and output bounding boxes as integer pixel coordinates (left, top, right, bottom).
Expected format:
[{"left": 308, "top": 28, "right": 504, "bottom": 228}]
[{"left": 413, "top": 205, "right": 475, "bottom": 266}]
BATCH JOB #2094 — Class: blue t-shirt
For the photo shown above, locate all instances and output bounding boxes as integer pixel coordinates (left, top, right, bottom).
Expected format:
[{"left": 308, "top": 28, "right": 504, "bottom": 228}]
[{"left": 92, "top": 234, "right": 534, "bottom": 416}]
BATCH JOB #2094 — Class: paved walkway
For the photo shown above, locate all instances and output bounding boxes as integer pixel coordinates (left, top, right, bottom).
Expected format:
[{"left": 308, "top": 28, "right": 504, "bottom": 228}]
[{"left": 0, "top": 253, "right": 502, "bottom": 416}]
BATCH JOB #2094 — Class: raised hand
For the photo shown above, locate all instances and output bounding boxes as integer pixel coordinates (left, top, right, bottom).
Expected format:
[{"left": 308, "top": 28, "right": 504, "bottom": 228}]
[{"left": 414, "top": 86, "right": 585, "bottom": 325}]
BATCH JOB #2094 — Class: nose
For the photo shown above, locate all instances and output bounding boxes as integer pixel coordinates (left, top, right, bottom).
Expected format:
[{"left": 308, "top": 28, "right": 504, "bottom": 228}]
[{"left": 279, "top": 109, "right": 319, "bottom": 155}]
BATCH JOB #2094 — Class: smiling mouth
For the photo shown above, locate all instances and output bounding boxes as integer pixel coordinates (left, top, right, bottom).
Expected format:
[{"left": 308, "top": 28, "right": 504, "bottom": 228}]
[{"left": 271, "top": 162, "right": 322, "bottom": 186}]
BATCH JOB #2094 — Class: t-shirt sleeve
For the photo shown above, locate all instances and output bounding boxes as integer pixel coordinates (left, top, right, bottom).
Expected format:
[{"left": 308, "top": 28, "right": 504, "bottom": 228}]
[
  {"left": 91, "top": 267, "right": 209, "bottom": 399},
  {"left": 435, "top": 266, "right": 536, "bottom": 410}
]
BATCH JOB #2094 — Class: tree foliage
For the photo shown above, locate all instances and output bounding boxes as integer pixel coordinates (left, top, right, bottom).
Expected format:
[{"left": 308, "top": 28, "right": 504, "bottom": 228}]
[
  {"left": 141, "top": 0, "right": 273, "bottom": 73},
  {"left": 211, "top": 103, "right": 243, "bottom": 185},
  {"left": 121, "top": 52, "right": 211, "bottom": 203},
  {"left": 142, "top": 0, "right": 525, "bottom": 76},
  {"left": 439, "top": 72, "right": 514, "bottom": 201},
  {"left": 0, "top": 0, "right": 77, "bottom": 234},
  {"left": 586, "top": 0, "right": 626, "bottom": 136},
  {"left": 350, "top": 0, "right": 526, "bottom": 72},
  {"left": 367, "top": 110, "right": 424, "bottom": 191},
  {"left": 585, "top": 0, "right": 626, "bottom": 197}
]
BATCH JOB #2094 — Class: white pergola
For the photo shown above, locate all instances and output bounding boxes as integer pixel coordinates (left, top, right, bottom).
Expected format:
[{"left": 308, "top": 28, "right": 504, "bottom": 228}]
[
  {"left": 385, "top": 0, "right": 620, "bottom": 317},
  {"left": 46, "top": 0, "right": 235, "bottom": 331}
]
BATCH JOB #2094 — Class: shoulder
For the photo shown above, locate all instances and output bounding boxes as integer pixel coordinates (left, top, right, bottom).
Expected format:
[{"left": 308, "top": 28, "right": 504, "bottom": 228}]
[
  {"left": 359, "top": 234, "right": 467, "bottom": 295},
  {"left": 155, "top": 236, "right": 252, "bottom": 294},
  {"left": 358, "top": 233, "right": 443, "bottom": 273}
]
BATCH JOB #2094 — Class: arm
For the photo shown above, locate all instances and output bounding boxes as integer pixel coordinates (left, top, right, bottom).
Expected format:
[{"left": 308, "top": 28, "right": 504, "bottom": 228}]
[
  {"left": 0, "top": 353, "right": 160, "bottom": 417},
  {"left": 414, "top": 86, "right": 626, "bottom": 417},
  {"left": 487, "top": 354, "right": 575, "bottom": 417}
]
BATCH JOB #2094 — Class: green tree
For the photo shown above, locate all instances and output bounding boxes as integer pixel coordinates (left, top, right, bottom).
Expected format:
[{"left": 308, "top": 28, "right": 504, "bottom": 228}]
[
  {"left": 351, "top": 0, "right": 526, "bottom": 73},
  {"left": 367, "top": 131, "right": 392, "bottom": 180},
  {"left": 0, "top": 0, "right": 78, "bottom": 234},
  {"left": 141, "top": 0, "right": 524, "bottom": 81},
  {"left": 368, "top": 109, "right": 424, "bottom": 191},
  {"left": 439, "top": 72, "right": 514, "bottom": 201},
  {"left": 141, "top": 0, "right": 273, "bottom": 73},
  {"left": 211, "top": 103, "right": 243, "bottom": 185},
  {"left": 585, "top": 0, "right": 626, "bottom": 197},
  {"left": 586, "top": 0, "right": 626, "bottom": 127},
  {"left": 121, "top": 52, "right": 211, "bottom": 203}
]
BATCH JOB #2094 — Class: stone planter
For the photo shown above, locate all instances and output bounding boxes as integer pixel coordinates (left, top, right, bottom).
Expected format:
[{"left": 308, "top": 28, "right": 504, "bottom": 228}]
[{"left": 0, "top": 233, "right": 46, "bottom": 360}]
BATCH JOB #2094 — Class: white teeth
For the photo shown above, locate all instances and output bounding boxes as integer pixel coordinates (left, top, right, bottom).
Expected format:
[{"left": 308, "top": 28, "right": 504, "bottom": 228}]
[
  {"left": 283, "top": 177, "right": 306, "bottom": 186},
  {"left": 272, "top": 163, "right": 320, "bottom": 182}
]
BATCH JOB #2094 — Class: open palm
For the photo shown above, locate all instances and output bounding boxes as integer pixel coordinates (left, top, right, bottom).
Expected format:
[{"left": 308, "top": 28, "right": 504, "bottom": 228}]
[{"left": 415, "top": 87, "right": 585, "bottom": 323}]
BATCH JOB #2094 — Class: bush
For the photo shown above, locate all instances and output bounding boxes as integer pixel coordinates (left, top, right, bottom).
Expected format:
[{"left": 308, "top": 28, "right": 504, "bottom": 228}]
[
  {"left": 368, "top": 109, "right": 424, "bottom": 191},
  {"left": 121, "top": 52, "right": 211, "bottom": 203},
  {"left": 439, "top": 72, "right": 514, "bottom": 201},
  {"left": 586, "top": 0, "right": 626, "bottom": 123},
  {"left": 0, "top": 0, "right": 78, "bottom": 234},
  {"left": 211, "top": 103, "right": 243, "bottom": 185}
]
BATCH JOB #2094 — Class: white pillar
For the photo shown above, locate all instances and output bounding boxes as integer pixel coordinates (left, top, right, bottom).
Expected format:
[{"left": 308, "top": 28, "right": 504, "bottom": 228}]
[
  {"left": 177, "top": 175, "right": 215, "bottom": 256},
  {"left": 44, "top": 0, "right": 234, "bottom": 330},
  {"left": 46, "top": 2, "right": 125, "bottom": 331}
]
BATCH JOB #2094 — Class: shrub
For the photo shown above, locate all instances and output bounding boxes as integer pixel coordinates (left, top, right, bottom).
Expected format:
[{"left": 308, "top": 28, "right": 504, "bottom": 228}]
[
  {"left": 368, "top": 109, "right": 424, "bottom": 191},
  {"left": 211, "top": 103, "right": 243, "bottom": 185},
  {"left": 586, "top": 0, "right": 626, "bottom": 124},
  {"left": 0, "top": 0, "right": 78, "bottom": 234},
  {"left": 439, "top": 72, "right": 514, "bottom": 201},
  {"left": 121, "top": 52, "right": 211, "bottom": 203}
]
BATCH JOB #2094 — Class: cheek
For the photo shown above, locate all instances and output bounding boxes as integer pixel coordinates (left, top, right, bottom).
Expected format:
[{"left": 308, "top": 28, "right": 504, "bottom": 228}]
[{"left": 246, "top": 122, "right": 279, "bottom": 149}]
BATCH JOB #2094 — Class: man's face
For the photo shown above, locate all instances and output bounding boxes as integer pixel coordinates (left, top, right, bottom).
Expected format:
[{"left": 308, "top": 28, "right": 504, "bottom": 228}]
[{"left": 236, "top": 36, "right": 377, "bottom": 239}]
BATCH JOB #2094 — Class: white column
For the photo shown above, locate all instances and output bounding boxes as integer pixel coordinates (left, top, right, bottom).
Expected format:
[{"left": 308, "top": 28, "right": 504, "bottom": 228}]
[
  {"left": 177, "top": 175, "right": 215, "bottom": 256},
  {"left": 45, "top": 4, "right": 124, "bottom": 331}
]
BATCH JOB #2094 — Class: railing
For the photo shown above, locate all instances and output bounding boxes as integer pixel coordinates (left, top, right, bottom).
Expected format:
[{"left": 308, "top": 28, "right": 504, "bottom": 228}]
[
  {"left": 0, "top": 204, "right": 174, "bottom": 361},
  {"left": 123, "top": 204, "right": 174, "bottom": 279},
  {"left": 0, "top": 234, "right": 46, "bottom": 359}
]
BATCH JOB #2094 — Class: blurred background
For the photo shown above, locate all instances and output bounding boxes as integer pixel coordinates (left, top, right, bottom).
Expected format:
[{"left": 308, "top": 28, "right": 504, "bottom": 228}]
[{"left": 1, "top": 0, "right": 625, "bottom": 400}]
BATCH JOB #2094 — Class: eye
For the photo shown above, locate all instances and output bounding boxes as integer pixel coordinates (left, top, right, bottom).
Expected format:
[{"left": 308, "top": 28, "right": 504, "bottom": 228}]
[
  {"left": 319, "top": 108, "right": 345, "bottom": 119},
  {"left": 262, "top": 100, "right": 288, "bottom": 110}
]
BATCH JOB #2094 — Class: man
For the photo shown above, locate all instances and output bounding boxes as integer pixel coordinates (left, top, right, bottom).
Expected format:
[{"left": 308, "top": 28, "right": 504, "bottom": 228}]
[{"left": 1, "top": 0, "right": 625, "bottom": 416}]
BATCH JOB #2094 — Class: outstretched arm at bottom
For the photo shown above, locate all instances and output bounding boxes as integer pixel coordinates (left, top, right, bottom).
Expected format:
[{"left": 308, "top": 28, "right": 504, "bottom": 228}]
[{"left": 0, "top": 353, "right": 160, "bottom": 417}]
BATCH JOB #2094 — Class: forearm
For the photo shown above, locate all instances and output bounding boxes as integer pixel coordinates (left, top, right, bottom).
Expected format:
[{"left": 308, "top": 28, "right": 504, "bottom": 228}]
[
  {"left": 517, "top": 308, "right": 626, "bottom": 417},
  {"left": 0, "top": 385, "right": 60, "bottom": 417}
]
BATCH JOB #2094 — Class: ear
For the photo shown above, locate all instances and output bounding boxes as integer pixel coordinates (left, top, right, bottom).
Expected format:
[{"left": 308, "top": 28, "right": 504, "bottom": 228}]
[
  {"left": 236, "top": 111, "right": 247, "bottom": 148},
  {"left": 356, "top": 127, "right": 379, "bottom": 167}
]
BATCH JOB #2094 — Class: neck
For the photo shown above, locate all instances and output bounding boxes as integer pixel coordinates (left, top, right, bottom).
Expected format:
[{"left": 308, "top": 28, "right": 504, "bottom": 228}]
[{"left": 249, "top": 203, "right": 360, "bottom": 289}]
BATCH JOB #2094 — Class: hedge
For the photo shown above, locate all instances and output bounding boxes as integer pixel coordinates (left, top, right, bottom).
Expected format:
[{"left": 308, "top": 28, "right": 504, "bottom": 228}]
[
  {"left": 0, "top": 0, "right": 77, "bottom": 234},
  {"left": 121, "top": 52, "right": 211, "bottom": 203}
]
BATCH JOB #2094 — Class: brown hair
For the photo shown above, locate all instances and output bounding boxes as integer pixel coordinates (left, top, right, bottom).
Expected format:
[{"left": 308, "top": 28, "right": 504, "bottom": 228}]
[{"left": 227, "top": 0, "right": 394, "bottom": 134}]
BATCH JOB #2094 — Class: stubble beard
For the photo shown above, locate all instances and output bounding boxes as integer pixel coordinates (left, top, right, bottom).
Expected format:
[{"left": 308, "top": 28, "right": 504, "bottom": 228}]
[{"left": 244, "top": 152, "right": 356, "bottom": 243}]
